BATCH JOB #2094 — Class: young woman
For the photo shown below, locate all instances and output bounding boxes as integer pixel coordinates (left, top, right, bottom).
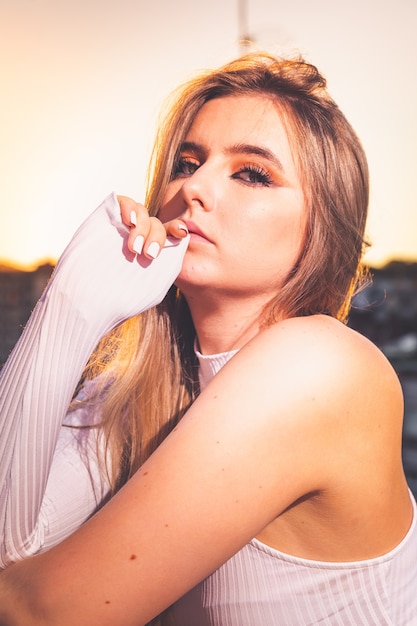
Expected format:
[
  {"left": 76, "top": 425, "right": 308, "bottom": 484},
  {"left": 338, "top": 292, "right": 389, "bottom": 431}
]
[{"left": 0, "top": 52, "right": 416, "bottom": 626}]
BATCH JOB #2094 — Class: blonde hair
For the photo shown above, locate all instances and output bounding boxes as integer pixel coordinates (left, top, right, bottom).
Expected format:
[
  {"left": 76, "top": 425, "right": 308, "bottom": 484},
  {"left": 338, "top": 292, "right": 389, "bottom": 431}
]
[{"left": 77, "top": 51, "right": 369, "bottom": 494}]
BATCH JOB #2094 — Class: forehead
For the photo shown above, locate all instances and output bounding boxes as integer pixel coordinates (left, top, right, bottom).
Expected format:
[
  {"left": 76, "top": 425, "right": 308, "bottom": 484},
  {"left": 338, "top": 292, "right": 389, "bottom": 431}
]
[
  {"left": 190, "top": 94, "right": 284, "bottom": 129},
  {"left": 186, "top": 95, "right": 296, "bottom": 168}
]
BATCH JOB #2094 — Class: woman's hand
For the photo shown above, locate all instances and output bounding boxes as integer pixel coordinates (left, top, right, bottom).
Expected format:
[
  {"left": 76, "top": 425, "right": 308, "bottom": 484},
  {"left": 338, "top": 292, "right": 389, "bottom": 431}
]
[
  {"left": 45, "top": 193, "right": 189, "bottom": 335},
  {"left": 118, "top": 195, "right": 188, "bottom": 259}
]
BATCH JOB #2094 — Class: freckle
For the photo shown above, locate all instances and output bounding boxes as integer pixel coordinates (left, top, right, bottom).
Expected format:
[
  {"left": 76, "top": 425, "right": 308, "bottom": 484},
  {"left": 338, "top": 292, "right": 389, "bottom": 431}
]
[
  {"left": 130, "top": 554, "right": 137, "bottom": 560},
  {"left": 216, "top": 441, "right": 220, "bottom": 444},
  {"left": 165, "top": 524, "right": 169, "bottom": 527},
  {"left": 143, "top": 471, "right": 149, "bottom": 476},
  {"left": 259, "top": 485, "right": 263, "bottom": 489},
  {"left": 105, "top": 600, "right": 111, "bottom": 604},
  {"left": 235, "top": 499, "right": 240, "bottom": 503}
]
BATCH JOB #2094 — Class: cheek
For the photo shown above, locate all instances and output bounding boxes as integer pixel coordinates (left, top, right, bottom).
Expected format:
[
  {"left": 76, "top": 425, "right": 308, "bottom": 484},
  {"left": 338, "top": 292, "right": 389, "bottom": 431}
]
[{"left": 263, "top": 208, "right": 306, "bottom": 262}]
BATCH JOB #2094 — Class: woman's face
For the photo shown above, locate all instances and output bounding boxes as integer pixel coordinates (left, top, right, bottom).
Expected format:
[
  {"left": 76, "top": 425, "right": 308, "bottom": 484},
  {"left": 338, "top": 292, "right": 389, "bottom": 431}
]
[{"left": 159, "top": 95, "right": 306, "bottom": 303}]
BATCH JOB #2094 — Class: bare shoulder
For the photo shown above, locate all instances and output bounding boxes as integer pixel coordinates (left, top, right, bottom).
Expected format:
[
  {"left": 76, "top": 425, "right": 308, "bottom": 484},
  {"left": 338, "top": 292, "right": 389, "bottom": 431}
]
[
  {"left": 228, "top": 317, "right": 409, "bottom": 559},
  {"left": 197, "top": 313, "right": 404, "bottom": 503},
  {"left": 251, "top": 313, "right": 383, "bottom": 359},
  {"left": 225, "top": 314, "right": 403, "bottom": 436},
  {"left": 242, "top": 314, "right": 400, "bottom": 393}
]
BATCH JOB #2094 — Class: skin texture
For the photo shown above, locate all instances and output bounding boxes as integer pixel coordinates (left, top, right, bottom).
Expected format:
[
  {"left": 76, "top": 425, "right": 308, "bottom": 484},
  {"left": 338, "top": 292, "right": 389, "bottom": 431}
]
[{"left": 0, "top": 96, "right": 412, "bottom": 626}]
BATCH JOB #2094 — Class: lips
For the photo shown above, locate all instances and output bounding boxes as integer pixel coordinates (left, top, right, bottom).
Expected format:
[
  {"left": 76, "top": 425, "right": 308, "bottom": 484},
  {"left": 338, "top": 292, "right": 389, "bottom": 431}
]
[{"left": 183, "top": 220, "right": 213, "bottom": 244}]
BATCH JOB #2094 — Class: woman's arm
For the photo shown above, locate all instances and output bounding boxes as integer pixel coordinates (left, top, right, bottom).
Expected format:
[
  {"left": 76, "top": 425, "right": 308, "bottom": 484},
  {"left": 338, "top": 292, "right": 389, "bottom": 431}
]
[
  {"left": 0, "top": 316, "right": 365, "bottom": 626},
  {"left": 0, "top": 193, "right": 189, "bottom": 567}
]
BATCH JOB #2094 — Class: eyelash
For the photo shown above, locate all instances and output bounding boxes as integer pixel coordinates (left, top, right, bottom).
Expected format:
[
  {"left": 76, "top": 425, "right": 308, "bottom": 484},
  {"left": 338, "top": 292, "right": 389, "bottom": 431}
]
[
  {"left": 171, "top": 157, "right": 199, "bottom": 179},
  {"left": 171, "top": 158, "right": 273, "bottom": 187},
  {"left": 232, "top": 163, "right": 273, "bottom": 187}
]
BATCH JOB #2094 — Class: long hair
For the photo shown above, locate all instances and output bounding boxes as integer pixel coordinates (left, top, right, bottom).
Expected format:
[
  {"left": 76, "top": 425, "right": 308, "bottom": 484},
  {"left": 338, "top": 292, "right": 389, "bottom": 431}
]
[
  {"left": 77, "top": 51, "right": 369, "bottom": 492},
  {"left": 72, "top": 51, "right": 370, "bottom": 626},
  {"left": 147, "top": 52, "right": 369, "bottom": 321}
]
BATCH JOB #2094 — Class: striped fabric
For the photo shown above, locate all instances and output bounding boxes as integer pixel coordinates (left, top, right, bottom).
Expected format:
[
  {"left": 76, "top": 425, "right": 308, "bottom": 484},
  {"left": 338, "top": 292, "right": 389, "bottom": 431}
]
[{"left": 172, "top": 504, "right": 417, "bottom": 625}]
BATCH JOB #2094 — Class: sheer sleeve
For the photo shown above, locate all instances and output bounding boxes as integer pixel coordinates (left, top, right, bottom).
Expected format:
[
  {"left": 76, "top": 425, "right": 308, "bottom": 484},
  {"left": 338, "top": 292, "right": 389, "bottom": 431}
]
[{"left": 0, "top": 193, "right": 189, "bottom": 568}]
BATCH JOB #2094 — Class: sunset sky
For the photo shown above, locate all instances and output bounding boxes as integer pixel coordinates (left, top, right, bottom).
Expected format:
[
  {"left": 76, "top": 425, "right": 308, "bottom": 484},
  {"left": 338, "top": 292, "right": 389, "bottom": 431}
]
[{"left": 1, "top": 0, "right": 416, "bottom": 268}]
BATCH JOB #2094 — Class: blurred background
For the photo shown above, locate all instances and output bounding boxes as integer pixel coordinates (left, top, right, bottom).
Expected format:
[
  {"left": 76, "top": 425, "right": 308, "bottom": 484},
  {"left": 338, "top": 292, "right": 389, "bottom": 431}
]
[{"left": 1, "top": 0, "right": 416, "bottom": 492}]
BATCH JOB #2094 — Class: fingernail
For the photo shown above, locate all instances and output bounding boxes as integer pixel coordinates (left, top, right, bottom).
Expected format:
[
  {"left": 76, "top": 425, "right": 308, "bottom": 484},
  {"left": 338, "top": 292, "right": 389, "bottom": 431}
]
[
  {"left": 147, "top": 241, "right": 160, "bottom": 259},
  {"left": 177, "top": 224, "right": 188, "bottom": 234},
  {"left": 130, "top": 210, "right": 137, "bottom": 226},
  {"left": 133, "top": 235, "right": 144, "bottom": 254}
]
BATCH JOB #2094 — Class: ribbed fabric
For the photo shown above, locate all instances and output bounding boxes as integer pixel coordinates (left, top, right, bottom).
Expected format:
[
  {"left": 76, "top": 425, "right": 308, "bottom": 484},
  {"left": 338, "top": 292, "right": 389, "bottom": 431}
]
[
  {"left": 173, "top": 503, "right": 417, "bottom": 625},
  {"left": 0, "top": 193, "right": 189, "bottom": 568},
  {"left": 172, "top": 350, "right": 417, "bottom": 625},
  {"left": 195, "top": 346, "right": 238, "bottom": 390},
  {"left": 174, "top": 501, "right": 417, "bottom": 626}
]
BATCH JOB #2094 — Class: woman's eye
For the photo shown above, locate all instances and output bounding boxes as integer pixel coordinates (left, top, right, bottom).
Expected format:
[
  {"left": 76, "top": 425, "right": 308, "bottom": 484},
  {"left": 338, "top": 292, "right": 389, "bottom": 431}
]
[
  {"left": 232, "top": 165, "right": 273, "bottom": 186},
  {"left": 172, "top": 158, "right": 199, "bottom": 178}
]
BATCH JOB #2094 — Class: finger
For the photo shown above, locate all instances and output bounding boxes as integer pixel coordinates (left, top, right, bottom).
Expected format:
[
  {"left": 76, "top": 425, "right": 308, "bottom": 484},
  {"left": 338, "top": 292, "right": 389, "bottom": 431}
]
[
  {"left": 164, "top": 219, "right": 189, "bottom": 239},
  {"left": 118, "top": 197, "right": 186, "bottom": 259},
  {"left": 127, "top": 206, "right": 155, "bottom": 255},
  {"left": 117, "top": 195, "right": 140, "bottom": 227},
  {"left": 119, "top": 199, "right": 158, "bottom": 257},
  {"left": 138, "top": 216, "right": 168, "bottom": 259}
]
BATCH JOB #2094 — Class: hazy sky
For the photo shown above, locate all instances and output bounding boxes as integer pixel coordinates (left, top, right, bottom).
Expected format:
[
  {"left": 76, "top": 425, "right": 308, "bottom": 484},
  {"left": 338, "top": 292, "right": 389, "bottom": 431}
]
[{"left": 1, "top": 0, "right": 416, "bottom": 267}]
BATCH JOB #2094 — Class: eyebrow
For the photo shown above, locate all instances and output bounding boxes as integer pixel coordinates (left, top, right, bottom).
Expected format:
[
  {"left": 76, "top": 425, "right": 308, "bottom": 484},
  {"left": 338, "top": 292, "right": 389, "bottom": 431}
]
[
  {"left": 179, "top": 141, "right": 284, "bottom": 172},
  {"left": 179, "top": 141, "right": 205, "bottom": 156},
  {"left": 226, "top": 143, "right": 284, "bottom": 172}
]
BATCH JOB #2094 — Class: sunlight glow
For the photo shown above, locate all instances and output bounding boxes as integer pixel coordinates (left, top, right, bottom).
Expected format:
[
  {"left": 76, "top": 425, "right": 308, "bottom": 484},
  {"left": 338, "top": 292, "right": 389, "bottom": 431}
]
[{"left": 1, "top": 0, "right": 416, "bottom": 268}]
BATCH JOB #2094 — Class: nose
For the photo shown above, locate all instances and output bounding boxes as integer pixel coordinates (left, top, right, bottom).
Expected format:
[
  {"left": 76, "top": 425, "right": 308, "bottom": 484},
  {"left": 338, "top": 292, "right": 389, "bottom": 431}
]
[{"left": 180, "top": 164, "right": 216, "bottom": 213}]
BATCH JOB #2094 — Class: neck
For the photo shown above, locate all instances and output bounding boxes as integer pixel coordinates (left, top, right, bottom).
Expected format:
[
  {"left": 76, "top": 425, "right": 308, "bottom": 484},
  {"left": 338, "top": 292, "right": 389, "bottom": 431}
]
[{"left": 186, "top": 292, "right": 266, "bottom": 355}]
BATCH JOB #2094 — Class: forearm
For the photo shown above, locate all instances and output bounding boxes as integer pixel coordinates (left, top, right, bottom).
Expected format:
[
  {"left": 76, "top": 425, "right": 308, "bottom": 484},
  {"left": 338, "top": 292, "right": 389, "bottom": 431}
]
[
  {"left": 0, "top": 275, "right": 109, "bottom": 566},
  {"left": 0, "top": 192, "right": 189, "bottom": 566}
]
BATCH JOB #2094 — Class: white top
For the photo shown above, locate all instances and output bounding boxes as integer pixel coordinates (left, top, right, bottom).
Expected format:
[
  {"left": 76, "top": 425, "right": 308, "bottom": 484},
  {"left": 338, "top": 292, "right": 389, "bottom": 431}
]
[
  {"left": 1, "top": 194, "right": 416, "bottom": 624},
  {"left": 172, "top": 495, "right": 417, "bottom": 625}
]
